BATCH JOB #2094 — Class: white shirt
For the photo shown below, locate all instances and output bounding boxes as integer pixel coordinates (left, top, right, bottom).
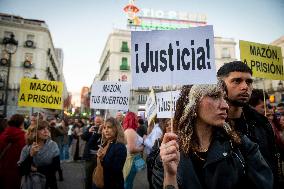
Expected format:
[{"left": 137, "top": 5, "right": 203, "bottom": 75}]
[{"left": 144, "top": 123, "right": 162, "bottom": 155}]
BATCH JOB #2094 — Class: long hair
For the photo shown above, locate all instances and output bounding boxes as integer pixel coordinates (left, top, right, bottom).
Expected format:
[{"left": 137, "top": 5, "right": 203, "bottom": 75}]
[
  {"left": 26, "top": 120, "right": 50, "bottom": 145},
  {"left": 174, "top": 83, "right": 240, "bottom": 156},
  {"left": 103, "top": 117, "right": 126, "bottom": 145},
  {"left": 122, "top": 112, "right": 138, "bottom": 131}
]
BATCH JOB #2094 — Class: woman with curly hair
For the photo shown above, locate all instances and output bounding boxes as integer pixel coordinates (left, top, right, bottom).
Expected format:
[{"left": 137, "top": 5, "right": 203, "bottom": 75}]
[{"left": 153, "top": 83, "right": 273, "bottom": 189}]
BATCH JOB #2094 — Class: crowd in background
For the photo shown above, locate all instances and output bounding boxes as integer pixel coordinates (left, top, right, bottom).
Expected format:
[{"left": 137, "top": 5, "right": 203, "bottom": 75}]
[{"left": 1, "top": 62, "right": 284, "bottom": 189}]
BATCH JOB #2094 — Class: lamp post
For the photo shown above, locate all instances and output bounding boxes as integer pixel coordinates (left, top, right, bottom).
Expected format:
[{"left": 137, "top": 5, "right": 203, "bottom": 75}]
[{"left": 3, "top": 34, "right": 18, "bottom": 118}]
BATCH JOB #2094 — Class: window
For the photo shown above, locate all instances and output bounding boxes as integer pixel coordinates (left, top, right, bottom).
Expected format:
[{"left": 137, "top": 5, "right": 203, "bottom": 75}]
[
  {"left": 25, "top": 34, "right": 35, "bottom": 48},
  {"left": 120, "top": 57, "right": 129, "bottom": 70},
  {"left": 25, "top": 53, "right": 33, "bottom": 62},
  {"left": 138, "top": 94, "right": 148, "bottom": 104},
  {"left": 23, "top": 72, "right": 32, "bottom": 78},
  {"left": 121, "top": 41, "right": 129, "bottom": 52},
  {"left": 221, "top": 48, "right": 231, "bottom": 58},
  {"left": 4, "top": 31, "right": 13, "bottom": 38},
  {"left": 27, "top": 34, "right": 35, "bottom": 41},
  {"left": 24, "top": 53, "right": 33, "bottom": 68}
]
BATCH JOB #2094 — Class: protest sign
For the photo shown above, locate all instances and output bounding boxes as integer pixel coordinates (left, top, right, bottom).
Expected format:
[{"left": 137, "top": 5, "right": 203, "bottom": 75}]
[
  {"left": 240, "top": 40, "right": 283, "bottom": 80},
  {"left": 18, "top": 78, "right": 63, "bottom": 110},
  {"left": 131, "top": 25, "right": 216, "bottom": 87},
  {"left": 156, "top": 90, "right": 180, "bottom": 118},
  {"left": 90, "top": 81, "right": 130, "bottom": 111},
  {"left": 145, "top": 89, "right": 157, "bottom": 122}
]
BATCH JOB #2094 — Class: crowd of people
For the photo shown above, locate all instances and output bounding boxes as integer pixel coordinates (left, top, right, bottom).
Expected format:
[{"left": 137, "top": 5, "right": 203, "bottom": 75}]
[{"left": 0, "top": 61, "right": 284, "bottom": 189}]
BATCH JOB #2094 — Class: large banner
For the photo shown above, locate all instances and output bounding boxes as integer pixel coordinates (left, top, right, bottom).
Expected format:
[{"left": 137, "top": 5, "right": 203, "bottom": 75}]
[
  {"left": 131, "top": 25, "right": 216, "bottom": 87},
  {"left": 156, "top": 90, "right": 180, "bottom": 118},
  {"left": 145, "top": 89, "right": 157, "bottom": 123},
  {"left": 90, "top": 81, "right": 130, "bottom": 111},
  {"left": 18, "top": 78, "right": 63, "bottom": 110},
  {"left": 240, "top": 40, "right": 283, "bottom": 80}
]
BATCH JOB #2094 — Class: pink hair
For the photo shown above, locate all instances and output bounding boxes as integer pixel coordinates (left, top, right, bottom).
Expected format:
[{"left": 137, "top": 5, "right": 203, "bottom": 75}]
[{"left": 123, "top": 112, "right": 138, "bottom": 131}]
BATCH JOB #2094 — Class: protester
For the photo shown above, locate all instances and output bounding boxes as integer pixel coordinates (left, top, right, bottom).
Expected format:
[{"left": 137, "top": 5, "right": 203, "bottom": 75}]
[
  {"left": 0, "top": 114, "right": 26, "bottom": 189},
  {"left": 146, "top": 118, "right": 171, "bottom": 189},
  {"left": 70, "top": 120, "right": 86, "bottom": 161},
  {"left": 217, "top": 61, "right": 278, "bottom": 187},
  {"left": 272, "top": 114, "right": 284, "bottom": 179},
  {"left": 93, "top": 117, "right": 127, "bottom": 189},
  {"left": 82, "top": 116, "right": 103, "bottom": 189},
  {"left": 18, "top": 120, "right": 60, "bottom": 189},
  {"left": 58, "top": 118, "right": 69, "bottom": 162},
  {"left": 277, "top": 103, "right": 284, "bottom": 115},
  {"left": 49, "top": 118, "right": 64, "bottom": 181},
  {"left": 137, "top": 118, "right": 147, "bottom": 137},
  {"left": 143, "top": 117, "right": 163, "bottom": 155},
  {"left": 248, "top": 89, "right": 269, "bottom": 115},
  {"left": 123, "top": 112, "right": 144, "bottom": 189},
  {"left": 116, "top": 111, "right": 124, "bottom": 125},
  {"left": 0, "top": 117, "right": 7, "bottom": 134},
  {"left": 156, "top": 83, "right": 273, "bottom": 189}
]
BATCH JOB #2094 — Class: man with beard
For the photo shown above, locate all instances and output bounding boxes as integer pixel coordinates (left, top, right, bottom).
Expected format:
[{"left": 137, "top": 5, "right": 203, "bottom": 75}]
[{"left": 217, "top": 61, "right": 279, "bottom": 188}]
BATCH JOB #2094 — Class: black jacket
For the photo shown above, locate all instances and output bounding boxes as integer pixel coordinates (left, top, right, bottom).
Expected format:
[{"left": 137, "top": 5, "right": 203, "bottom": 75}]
[
  {"left": 81, "top": 126, "right": 102, "bottom": 161},
  {"left": 152, "top": 130, "right": 273, "bottom": 189},
  {"left": 235, "top": 105, "right": 278, "bottom": 187}
]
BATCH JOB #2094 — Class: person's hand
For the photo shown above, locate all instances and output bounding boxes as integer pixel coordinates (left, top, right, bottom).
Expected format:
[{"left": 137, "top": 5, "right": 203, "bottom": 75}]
[
  {"left": 88, "top": 126, "right": 95, "bottom": 133},
  {"left": 31, "top": 165, "right": 37, "bottom": 172},
  {"left": 160, "top": 132, "right": 180, "bottom": 177},
  {"left": 97, "top": 146, "right": 105, "bottom": 161},
  {"left": 30, "top": 142, "right": 40, "bottom": 157}
]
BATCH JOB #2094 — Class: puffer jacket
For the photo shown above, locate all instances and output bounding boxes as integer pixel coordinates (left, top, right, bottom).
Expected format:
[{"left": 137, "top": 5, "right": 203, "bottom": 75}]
[{"left": 152, "top": 130, "right": 273, "bottom": 189}]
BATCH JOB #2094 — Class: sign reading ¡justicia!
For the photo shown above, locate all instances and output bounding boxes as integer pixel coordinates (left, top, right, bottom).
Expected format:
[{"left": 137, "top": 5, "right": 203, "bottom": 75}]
[{"left": 131, "top": 25, "right": 217, "bottom": 88}]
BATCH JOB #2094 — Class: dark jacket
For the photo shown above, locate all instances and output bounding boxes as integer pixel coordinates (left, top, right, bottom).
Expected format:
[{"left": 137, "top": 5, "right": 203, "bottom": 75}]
[
  {"left": 0, "top": 127, "right": 26, "bottom": 189},
  {"left": 238, "top": 105, "right": 278, "bottom": 187},
  {"left": 82, "top": 126, "right": 102, "bottom": 161},
  {"left": 152, "top": 130, "right": 273, "bottom": 189},
  {"left": 101, "top": 142, "right": 127, "bottom": 189}
]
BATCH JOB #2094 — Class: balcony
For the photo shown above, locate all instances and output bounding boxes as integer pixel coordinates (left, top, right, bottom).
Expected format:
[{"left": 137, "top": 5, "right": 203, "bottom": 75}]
[
  {"left": 23, "top": 60, "right": 33, "bottom": 68},
  {"left": 120, "top": 42, "right": 129, "bottom": 52},
  {"left": 120, "top": 57, "right": 130, "bottom": 71}
]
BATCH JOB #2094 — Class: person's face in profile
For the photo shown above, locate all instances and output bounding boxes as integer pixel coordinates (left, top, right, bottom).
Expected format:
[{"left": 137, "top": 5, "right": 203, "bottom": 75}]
[{"left": 197, "top": 91, "right": 229, "bottom": 127}]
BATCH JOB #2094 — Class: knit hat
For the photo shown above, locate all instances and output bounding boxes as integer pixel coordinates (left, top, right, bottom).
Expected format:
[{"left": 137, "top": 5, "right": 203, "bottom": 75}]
[{"left": 179, "top": 83, "right": 223, "bottom": 126}]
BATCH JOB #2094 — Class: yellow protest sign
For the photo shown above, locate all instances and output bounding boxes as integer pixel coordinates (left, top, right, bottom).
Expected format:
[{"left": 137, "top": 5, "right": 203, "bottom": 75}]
[
  {"left": 18, "top": 78, "right": 63, "bottom": 110},
  {"left": 239, "top": 40, "right": 283, "bottom": 80}
]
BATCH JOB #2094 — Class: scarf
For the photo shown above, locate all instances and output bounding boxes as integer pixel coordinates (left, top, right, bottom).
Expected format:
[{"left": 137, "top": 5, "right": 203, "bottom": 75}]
[{"left": 18, "top": 139, "right": 59, "bottom": 166}]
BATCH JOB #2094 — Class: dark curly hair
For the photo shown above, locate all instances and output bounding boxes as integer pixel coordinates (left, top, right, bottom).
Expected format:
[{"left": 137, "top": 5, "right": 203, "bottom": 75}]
[{"left": 217, "top": 61, "right": 252, "bottom": 78}]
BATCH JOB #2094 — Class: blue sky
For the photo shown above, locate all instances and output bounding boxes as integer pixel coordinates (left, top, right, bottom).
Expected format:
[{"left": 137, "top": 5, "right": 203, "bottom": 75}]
[{"left": 0, "top": 0, "right": 283, "bottom": 93}]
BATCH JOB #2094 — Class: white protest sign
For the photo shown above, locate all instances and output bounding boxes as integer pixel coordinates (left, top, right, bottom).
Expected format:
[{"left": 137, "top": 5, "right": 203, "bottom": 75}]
[
  {"left": 156, "top": 90, "right": 180, "bottom": 118},
  {"left": 90, "top": 81, "right": 130, "bottom": 111},
  {"left": 131, "top": 25, "right": 216, "bottom": 88},
  {"left": 145, "top": 89, "right": 157, "bottom": 122}
]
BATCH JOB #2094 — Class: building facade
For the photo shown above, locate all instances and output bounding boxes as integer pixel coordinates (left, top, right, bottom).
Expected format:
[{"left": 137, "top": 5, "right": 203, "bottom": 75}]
[{"left": 0, "top": 13, "right": 68, "bottom": 117}]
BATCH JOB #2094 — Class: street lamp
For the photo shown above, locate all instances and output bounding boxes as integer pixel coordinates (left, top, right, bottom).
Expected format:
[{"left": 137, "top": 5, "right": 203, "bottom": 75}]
[{"left": 3, "top": 33, "right": 18, "bottom": 118}]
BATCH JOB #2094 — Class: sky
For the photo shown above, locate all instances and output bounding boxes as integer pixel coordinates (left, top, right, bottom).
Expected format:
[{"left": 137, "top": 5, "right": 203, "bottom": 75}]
[{"left": 0, "top": 0, "right": 283, "bottom": 94}]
